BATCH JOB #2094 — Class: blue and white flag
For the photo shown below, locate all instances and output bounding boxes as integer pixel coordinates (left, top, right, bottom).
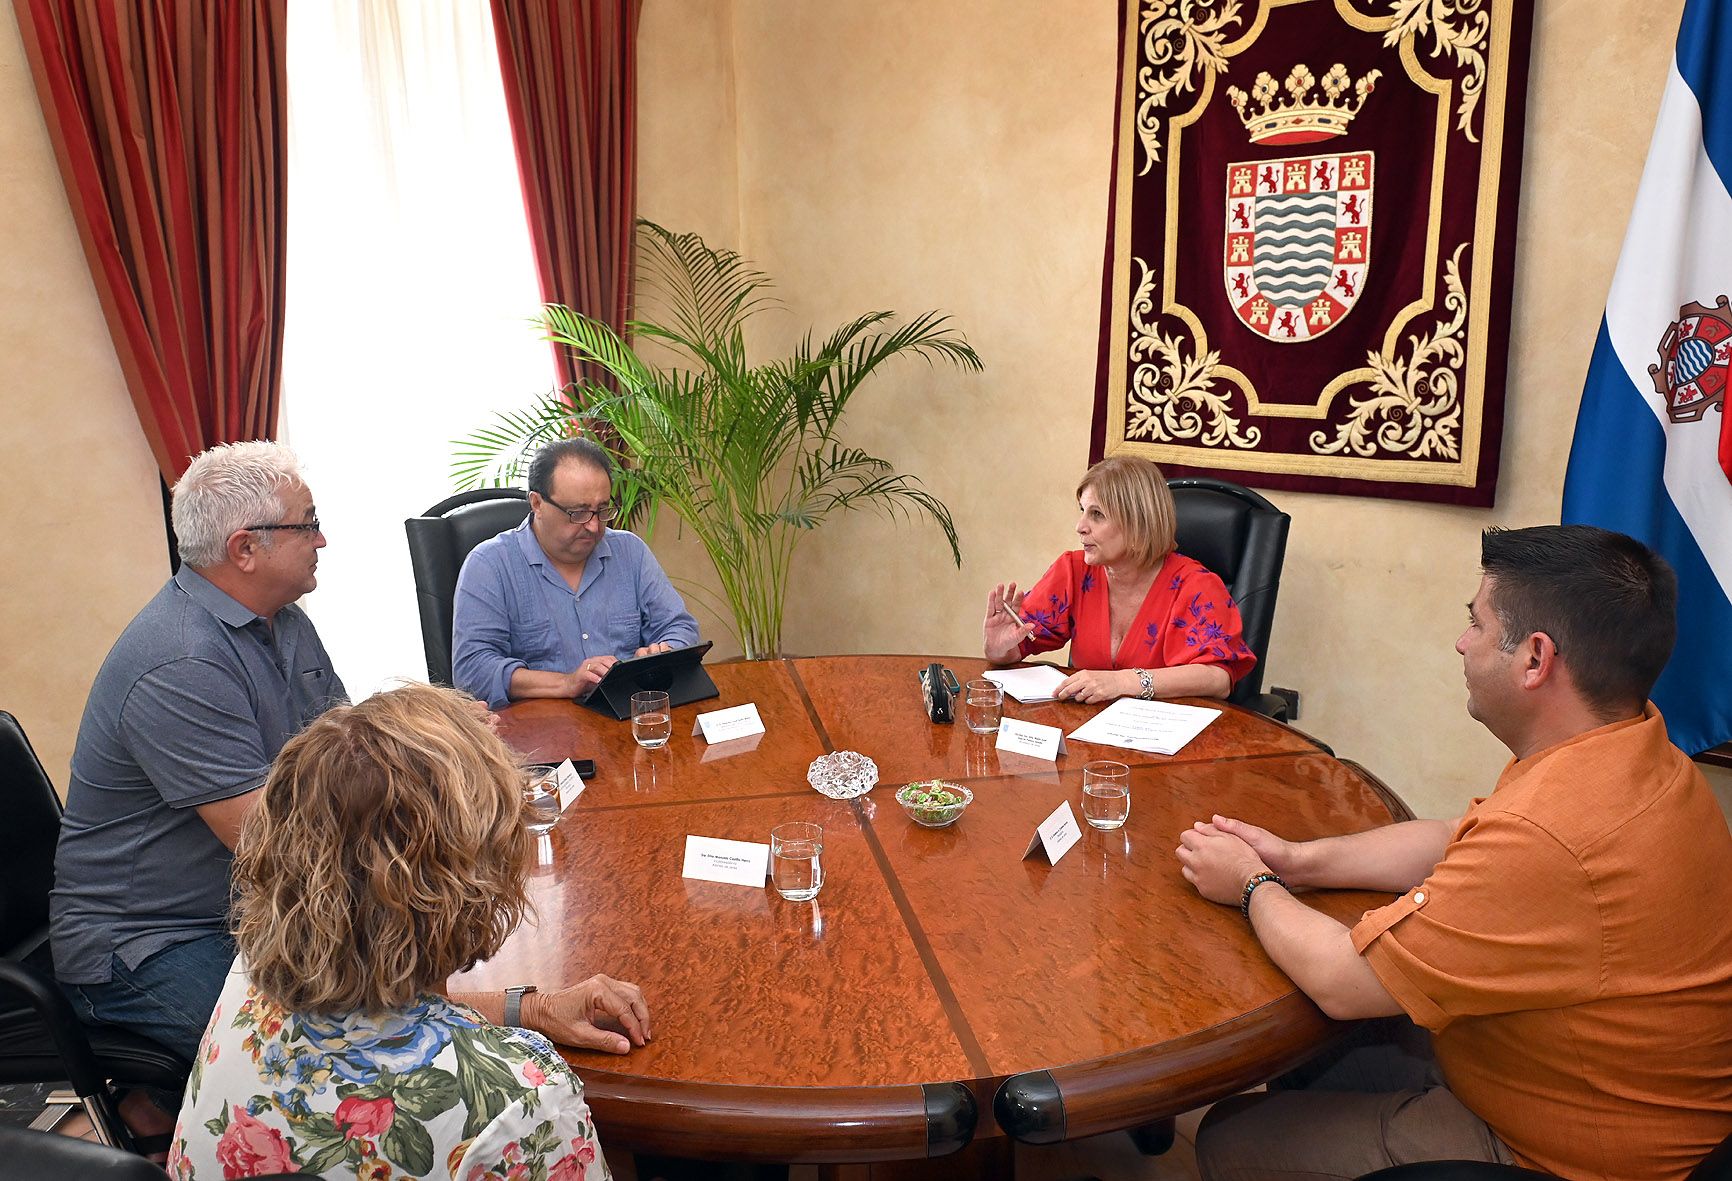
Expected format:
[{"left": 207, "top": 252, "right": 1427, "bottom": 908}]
[{"left": 1563, "top": 0, "right": 1732, "bottom": 755}]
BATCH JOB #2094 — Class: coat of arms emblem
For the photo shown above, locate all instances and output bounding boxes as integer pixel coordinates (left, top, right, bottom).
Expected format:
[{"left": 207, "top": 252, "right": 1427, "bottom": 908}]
[
  {"left": 1651, "top": 296, "right": 1732, "bottom": 424},
  {"left": 1222, "top": 64, "right": 1379, "bottom": 345}
]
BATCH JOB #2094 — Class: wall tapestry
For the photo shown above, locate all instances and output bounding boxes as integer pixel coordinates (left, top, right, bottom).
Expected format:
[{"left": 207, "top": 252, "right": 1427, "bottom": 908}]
[{"left": 1090, "top": 0, "right": 1535, "bottom": 505}]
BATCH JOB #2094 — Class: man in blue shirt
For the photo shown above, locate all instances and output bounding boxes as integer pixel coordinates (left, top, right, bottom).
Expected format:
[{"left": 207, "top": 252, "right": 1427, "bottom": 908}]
[
  {"left": 452, "top": 438, "right": 699, "bottom": 710},
  {"left": 52, "top": 441, "right": 345, "bottom": 1142}
]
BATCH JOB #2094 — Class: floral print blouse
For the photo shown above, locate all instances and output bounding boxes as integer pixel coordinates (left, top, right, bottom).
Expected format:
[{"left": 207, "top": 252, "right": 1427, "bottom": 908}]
[
  {"left": 1017, "top": 549, "right": 1257, "bottom": 683},
  {"left": 169, "top": 961, "right": 609, "bottom": 1181}
]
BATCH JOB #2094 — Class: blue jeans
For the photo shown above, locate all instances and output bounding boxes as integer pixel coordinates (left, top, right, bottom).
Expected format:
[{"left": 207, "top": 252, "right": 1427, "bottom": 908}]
[{"left": 62, "top": 931, "right": 236, "bottom": 1065}]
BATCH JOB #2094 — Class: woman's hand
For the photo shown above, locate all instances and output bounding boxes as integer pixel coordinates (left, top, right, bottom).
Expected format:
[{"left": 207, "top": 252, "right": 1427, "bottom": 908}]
[
  {"left": 523, "top": 974, "right": 651, "bottom": 1055},
  {"left": 984, "top": 582, "right": 1033, "bottom": 663},
  {"left": 1052, "top": 668, "right": 1138, "bottom": 703}
]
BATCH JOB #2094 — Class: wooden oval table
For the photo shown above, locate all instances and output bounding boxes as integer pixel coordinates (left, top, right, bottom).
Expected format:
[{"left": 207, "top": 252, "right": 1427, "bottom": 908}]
[{"left": 454, "top": 656, "right": 1411, "bottom": 1177}]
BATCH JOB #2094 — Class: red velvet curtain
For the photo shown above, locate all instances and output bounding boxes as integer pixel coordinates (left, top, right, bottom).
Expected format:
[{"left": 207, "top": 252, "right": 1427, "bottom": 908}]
[
  {"left": 16, "top": 0, "right": 288, "bottom": 483},
  {"left": 489, "top": 0, "right": 640, "bottom": 390}
]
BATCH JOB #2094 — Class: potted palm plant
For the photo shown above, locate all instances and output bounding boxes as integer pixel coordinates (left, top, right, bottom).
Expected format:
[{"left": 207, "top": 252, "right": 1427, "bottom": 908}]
[{"left": 453, "top": 220, "right": 983, "bottom": 659}]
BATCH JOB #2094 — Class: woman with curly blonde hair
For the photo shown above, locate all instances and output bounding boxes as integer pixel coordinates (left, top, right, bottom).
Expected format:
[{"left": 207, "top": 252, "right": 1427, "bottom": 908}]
[{"left": 167, "top": 683, "right": 648, "bottom": 1181}]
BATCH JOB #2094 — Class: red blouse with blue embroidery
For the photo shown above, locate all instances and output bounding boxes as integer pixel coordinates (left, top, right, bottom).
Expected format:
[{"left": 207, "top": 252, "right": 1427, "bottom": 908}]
[{"left": 1016, "top": 550, "right": 1256, "bottom": 685}]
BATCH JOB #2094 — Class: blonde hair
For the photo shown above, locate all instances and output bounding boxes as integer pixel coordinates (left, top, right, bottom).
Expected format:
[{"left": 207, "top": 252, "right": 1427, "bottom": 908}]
[
  {"left": 232, "top": 683, "right": 531, "bottom": 1014},
  {"left": 1076, "top": 456, "right": 1177, "bottom": 571}
]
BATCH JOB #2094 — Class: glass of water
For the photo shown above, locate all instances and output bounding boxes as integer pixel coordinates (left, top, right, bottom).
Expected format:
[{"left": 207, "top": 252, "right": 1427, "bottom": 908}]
[
  {"left": 522, "top": 767, "right": 560, "bottom": 835},
  {"left": 1081, "top": 760, "right": 1131, "bottom": 830},
  {"left": 963, "top": 679, "right": 1004, "bottom": 733},
  {"left": 631, "top": 690, "right": 672, "bottom": 749},
  {"left": 770, "top": 821, "right": 824, "bottom": 902}
]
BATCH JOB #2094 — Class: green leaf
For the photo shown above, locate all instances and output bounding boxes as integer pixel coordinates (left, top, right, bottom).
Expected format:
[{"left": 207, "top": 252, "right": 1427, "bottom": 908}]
[
  {"left": 300, "top": 1138, "right": 350, "bottom": 1175},
  {"left": 382, "top": 1115, "right": 435, "bottom": 1176},
  {"left": 203, "top": 1116, "right": 226, "bottom": 1139},
  {"left": 393, "top": 1065, "right": 460, "bottom": 1120},
  {"left": 451, "top": 1031, "right": 526, "bottom": 1140},
  {"left": 296, "top": 1112, "right": 344, "bottom": 1148}
]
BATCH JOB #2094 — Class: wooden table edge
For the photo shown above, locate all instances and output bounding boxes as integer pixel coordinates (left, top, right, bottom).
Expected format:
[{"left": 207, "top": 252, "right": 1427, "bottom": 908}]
[{"left": 574, "top": 1071, "right": 977, "bottom": 1163}]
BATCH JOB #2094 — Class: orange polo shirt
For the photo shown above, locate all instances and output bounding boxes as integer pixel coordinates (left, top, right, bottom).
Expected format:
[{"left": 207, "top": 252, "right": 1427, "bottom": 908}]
[{"left": 1353, "top": 706, "right": 1732, "bottom": 1181}]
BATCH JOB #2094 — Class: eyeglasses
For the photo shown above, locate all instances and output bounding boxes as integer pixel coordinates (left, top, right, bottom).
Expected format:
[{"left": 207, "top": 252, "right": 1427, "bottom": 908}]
[
  {"left": 245, "top": 518, "right": 322, "bottom": 535},
  {"left": 540, "top": 496, "right": 618, "bottom": 526}
]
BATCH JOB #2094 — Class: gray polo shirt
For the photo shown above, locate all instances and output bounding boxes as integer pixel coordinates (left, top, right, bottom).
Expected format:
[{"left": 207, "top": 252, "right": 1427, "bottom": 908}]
[{"left": 50, "top": 566, "right": 345, "bottom": 984}]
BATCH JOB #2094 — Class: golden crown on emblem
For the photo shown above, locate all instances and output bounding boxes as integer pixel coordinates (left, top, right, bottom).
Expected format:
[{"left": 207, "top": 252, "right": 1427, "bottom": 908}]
[{"left": 1227, "top": 63, "right": 1382, "bottom": 146}]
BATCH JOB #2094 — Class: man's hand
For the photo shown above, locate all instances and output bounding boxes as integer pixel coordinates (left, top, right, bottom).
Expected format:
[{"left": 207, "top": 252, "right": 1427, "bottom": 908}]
[
  {"left": 1176, "top": 820, "right": 1271, "bottom": 906},
  {"left": 634, "top": 642, "right": 674, "bottom": 657},
  {"left": 565, "top": 656, "right": 618, "bottom": 698},
  {"left": 523, "top": 974, "right": 651, "bottom": 1055},
  {"left": 460, "top": 696, "right": 500, "bottom": 733},
  {"left": 1204, "top": 815, "right": 1302, "bottom": 881},
  {"left": 1053, "top": 668, "right": 1138, "bottom": 704}
]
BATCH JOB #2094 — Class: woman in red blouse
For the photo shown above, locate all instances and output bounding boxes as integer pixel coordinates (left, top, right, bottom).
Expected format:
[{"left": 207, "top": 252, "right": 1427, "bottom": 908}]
[{"left": 984, "top": 457, "right": 1255, "bottom": 703}]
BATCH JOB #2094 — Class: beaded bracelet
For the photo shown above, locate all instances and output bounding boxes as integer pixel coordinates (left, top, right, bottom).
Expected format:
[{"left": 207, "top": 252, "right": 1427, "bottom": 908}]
[{"left": 1239, "top": 871, "right": 1286, "bottom": 921}]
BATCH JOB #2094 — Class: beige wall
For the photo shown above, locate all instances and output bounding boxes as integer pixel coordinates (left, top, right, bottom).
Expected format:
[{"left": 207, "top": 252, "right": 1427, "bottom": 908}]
[
  {"left": 0, "top": 4, "right": 166, "bottom": 791},
  {"left": 3, "top": 0, "right": 1726, "bottom": 815},
  {"left": 636, "top": 0, "right": 1732, "bottom": 818}
]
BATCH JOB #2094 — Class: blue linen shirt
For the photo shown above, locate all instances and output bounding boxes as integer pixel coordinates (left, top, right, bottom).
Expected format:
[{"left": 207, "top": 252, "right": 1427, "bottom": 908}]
[
  {"left": 50, "top": 566, "right": 346, "bottom": 984},
  {"left": 451, "top": 518, "right": 699, "bottom": 709}
]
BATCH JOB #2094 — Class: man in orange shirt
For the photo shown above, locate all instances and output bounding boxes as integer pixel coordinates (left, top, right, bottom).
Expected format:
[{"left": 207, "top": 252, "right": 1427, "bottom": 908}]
[{"left": 1178, "top": 525, "right": 1732, "bottom": 1181}]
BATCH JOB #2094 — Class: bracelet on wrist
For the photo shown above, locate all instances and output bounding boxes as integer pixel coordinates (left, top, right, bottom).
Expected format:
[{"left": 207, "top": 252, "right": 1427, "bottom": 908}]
[
  {"left": 1239, "top": 871, "right": 1285, "bottom": 921},
  {"left": 1134, "top": 668, "right": 1155, "bottom": 700}
]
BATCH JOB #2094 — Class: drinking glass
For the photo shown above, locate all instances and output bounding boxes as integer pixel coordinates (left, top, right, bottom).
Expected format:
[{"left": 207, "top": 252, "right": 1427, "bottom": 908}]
[
  {"left": 631, "top": 690, "right": 672, "bottom": 749},
  {"left": 522, "top": 767, "right": 560, "bottom": 835},
  {"left": 770, "top": 821, "right": 824, "bottom": 902},
  {"left": 1081, "top": 760, "right": 1131, "bottom": 830},
  {"left": 963, "top": 679, "right": 1004, "bottom": 733}
]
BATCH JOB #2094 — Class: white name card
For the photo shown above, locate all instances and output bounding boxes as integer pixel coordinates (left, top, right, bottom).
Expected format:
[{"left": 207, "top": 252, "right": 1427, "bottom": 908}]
[
  {"left": 681, "top": 835, "right": 770, "bottom": 888},
  {"left": 1022, "top": 801, "right": 1082, "bottom": 865},
  {"left": 553, "top": 759, "right": 585, "bottom": 811},
  {"left": 996, "top": 717, "right": 1066, "bottom": 761},
  {"left": 692, "top": 703, "right": 766, "bottom": 744}
]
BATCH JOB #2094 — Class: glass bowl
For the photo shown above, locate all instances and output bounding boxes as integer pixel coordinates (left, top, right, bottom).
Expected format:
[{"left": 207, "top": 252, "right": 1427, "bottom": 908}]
[
  {"left": 895, "top": 780, "right": 973, "bottom": 828},
  {"left": 807, "top": 750, "right": 879, "bottom": 799}
]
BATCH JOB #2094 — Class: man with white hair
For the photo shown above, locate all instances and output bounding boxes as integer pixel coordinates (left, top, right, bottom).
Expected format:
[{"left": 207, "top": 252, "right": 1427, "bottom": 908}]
[{"left": 51, "top": 441, "right": 344, "bottom": 1088}]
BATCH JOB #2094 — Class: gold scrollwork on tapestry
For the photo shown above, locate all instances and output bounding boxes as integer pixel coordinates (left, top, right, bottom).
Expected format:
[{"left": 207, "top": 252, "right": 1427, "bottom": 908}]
[
  {"left": 1309, "top": 244, "right": 1468, "bottom": 459},
  {"left": 1383, "top": 0, "right": 1487, "bottom": 141},
  {"left": 1135, "top": 0, "right": 1244, "bottom": 174},
  {"left": 1127, "top": 257, "right": 1262, "bottom": 447}
]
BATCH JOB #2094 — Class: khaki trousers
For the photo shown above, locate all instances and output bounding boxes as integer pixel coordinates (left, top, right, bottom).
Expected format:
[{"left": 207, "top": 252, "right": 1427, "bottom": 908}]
[{"left": 1195, "top": 1018, "right": 1516, "bottom": 1181}]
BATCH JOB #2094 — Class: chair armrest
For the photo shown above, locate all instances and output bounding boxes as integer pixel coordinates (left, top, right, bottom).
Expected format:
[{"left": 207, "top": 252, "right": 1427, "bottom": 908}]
[{"left": 0, "top": 956, "right": 110, "bottom": 1098}]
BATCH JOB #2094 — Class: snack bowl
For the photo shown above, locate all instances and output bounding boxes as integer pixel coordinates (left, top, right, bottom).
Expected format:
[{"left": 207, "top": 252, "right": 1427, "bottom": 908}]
[
  {"left": 895, "top": 780, "right": 973, "bottom": 828},
  {"left": 807, "top": 750, "right": 879, "bottom": 800}
]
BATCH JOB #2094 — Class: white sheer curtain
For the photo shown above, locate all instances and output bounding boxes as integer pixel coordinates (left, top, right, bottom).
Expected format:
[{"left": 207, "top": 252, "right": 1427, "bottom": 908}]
[{"left": 282, "top": 1, "right": 555, "bottom": 697}]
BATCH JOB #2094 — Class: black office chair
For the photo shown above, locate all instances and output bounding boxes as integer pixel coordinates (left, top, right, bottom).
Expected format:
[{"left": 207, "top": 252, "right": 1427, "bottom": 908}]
[
  {"left": 405, "top": 488, "right": 531, "bottom": 686},
  {"left": 1169, "top": 477, "right": 1292, "bottom": 718},
  {"left": 0, "top": 711, "right": 190, "bottom": 1154},
  {"left": 0, "top": 1124, "right": 303, "bottom": 1179},
  {"left": 1358, "top": 1133, "right": 1732, "bottom": 1181}
]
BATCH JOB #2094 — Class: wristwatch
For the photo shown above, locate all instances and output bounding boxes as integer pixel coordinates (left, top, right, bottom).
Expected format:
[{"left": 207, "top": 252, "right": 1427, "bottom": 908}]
[{"left": 503, "top": 984, "right": 537, "bottom": 1027}]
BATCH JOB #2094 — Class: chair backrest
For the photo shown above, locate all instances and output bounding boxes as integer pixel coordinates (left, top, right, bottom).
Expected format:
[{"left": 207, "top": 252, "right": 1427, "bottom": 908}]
[
  {"left": 1168, "top": 477, "right": 1291, "bottom": 707},
  {"left": 405, "top": 488, "right": 531, "bottom": 686},
  {"left": 0, "top": 711, "right": 63, "bottom": 958}
]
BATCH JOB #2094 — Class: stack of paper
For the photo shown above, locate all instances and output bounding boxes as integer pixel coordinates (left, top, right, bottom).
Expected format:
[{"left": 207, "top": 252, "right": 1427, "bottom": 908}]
[
  {"left": 1066, "top": 698, "right": 1220, "bottom": 756},
  {"left": 981, "top": 665, "right": 1068, "bottom": 703}
]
